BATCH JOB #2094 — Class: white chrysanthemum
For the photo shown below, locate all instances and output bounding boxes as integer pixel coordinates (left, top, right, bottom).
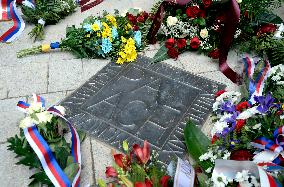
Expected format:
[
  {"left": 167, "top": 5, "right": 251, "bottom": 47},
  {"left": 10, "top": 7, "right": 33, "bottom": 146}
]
[
  {"left": 235, "top": 170, "right": 250, "bottom": 182},
  {"left": 167, "top": 16, "right": 178, "bottom": 26},
  {"left": 212, "top": 172, "right": 229, "bottom": 187},
  {"left": 214, "top": 121, "right": 228, "bottom": 134},
  {"left": 237, "top": 106, "right": 259, "bottom": 120},
  {"left": 216, "top": 91, "right": 241, "bottom": 104},
  {"left": 35, "top": 111, "right": 53, "bottom": 124},
  {"left": 19, "top": 117, "right": 34, "bottom": 129},
  {"left": 219, "top": 113, "right": 233, "bottom": 122},
  {"left": 222, "top": 151, "right": 231, "bottom": 160},
  {"left": 27, "top": 102, "right": 43, "bottom": 114},
  {"left": 274, "top": 23, "right": 284, "bottom": 39}
]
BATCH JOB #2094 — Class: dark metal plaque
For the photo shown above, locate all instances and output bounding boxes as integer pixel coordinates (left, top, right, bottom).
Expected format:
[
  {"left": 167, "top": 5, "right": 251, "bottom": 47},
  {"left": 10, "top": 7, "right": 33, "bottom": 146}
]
[{"left": 61, "top": 56, "right": 225, "bottom": 163}]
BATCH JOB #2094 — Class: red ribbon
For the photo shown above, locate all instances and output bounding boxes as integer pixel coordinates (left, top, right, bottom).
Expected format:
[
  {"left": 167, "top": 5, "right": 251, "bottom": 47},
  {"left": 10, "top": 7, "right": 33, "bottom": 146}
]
[
  {"left": 147, "top": 0, "right": 242, "bottom": 84},
  {"left": 80, "top": 0, "right": 103, "bottom": 12}
]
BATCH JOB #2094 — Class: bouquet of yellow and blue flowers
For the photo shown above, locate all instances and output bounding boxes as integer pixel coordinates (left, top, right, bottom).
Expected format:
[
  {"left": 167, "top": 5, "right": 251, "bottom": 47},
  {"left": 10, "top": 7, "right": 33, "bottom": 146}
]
[{"left": 17, "top": 9, "right": 150, "bottom": 64}]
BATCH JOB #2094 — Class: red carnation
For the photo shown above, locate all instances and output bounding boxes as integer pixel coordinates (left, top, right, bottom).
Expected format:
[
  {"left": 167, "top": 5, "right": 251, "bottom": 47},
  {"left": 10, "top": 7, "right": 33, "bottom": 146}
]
[
  {"left": 142, "top": 11, "right": 149, "bottom": 20},
  {"left": 137, "top": 15, "right": 145, "bottom": 23},
  {"left": 211, "top": 134, "right": 219, "bottom": 144},
  {"left": 199, "top": 9, "right": 206, "bottom": 18},
  {"left": 165, "top": 38, "right": 175, "bottom": 49},
  {"left": 127, "top": 13, "right": 137, "bottom": 24},
  {"left": 176, "top": 38, "right": 187, "bottom": 49},
  {"left": 160, "top": 176, "right": 171, "bottom": 187},
  {"left": 208, "top": 48, "right": 220, "bottom": 59},
  {"left": 236, "top": 119, "right": 246, "bottom": 132},
  {"left": 167, "top": 48, "right": 179, "bottom": 59},
  {"left": 236, "top": 101, "right": 250, "bottom": 111},
  {"left": 105, "top": 167, "right": 118, "bottom": 178},
  {"left": 215, "top": 90, "right": 226, "bottom": 97},
  {"left": 257, "top": 23, "right": 277, "bottom": 36},
  {"left": 202, "top": 0, "right": 212, "bottom": 8},
  {"left": 230, "top": 150, "right": 253, "bottom": 161},
  {"left": 190, "top": 37, "right": 200, "bottom": 49},
  {"left": 186, "top": 6, "right": 200, "bottom": 18},
  {"left": 133, "top": 25, "right": 140, "bottom": 31}
]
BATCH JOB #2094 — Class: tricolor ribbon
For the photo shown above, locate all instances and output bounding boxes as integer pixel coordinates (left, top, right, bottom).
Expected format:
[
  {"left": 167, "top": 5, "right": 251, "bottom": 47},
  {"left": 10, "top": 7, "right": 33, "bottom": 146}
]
[
  {"left": 252, "top": 126, "right": 284, "bottom": 166},
  {"left": 242, "top": 57, "right": 271, "bottom": 104},
  {"left": 79, "top": 0, "right": 103, "bottom": 12},
  {"left": 17, "top": 94, "right": 81, "bottom": 187},
  {"left": 0, "top": 0, "right": 25, "bottom": 42}
]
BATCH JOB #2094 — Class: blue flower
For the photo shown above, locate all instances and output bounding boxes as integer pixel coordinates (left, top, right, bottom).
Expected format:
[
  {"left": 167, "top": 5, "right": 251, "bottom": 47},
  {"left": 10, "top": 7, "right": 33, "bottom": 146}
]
[
  {"left": 94, "top": 20, "right": 102, "bottom": 29},
  {"left": 220, "top": 101, "right": 236, "bottom": 113},
  {"left": 83, "top": 24, "right": 92, "bottom": 32},
  {"left": 112, "top": 27, "right": 118, "bottom": 39},
  {"left": 134, "top": 31, "right": 142, "bottom": 48},
  {"left": 101, "top": 38, "right": 112, "bottom": 54},
  {"left": 254, "top": 93, "right": 275, "bottom": 113}
]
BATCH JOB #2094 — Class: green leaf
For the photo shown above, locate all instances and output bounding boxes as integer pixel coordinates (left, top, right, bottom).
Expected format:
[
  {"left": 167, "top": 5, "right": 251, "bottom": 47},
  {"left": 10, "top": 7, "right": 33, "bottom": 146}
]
[
  {"left": 184, "top": 120, "right": 212, "bottom": 170},
  {"left": 97, "top": 179, "right": 107, "bottom": 187},
  {"left": 129, "top": 164, "right": 146, "bottom": 183},
  {"left": 193, "top": 18, "right": 206, "bottom": 26},
  {"left": 63, "top": 163, "right": 79, "bottom": 181},
  {"left": 255, "top": 12, "right": 283, "bottom": 25},
  {"left": 151, "top": 45, "right": 169, "bottom": 63},
  {"left": 29, "top": 171, "right": 52, "bottom": 187},
  {"left": 122, "top": 140, "right": 129, "bottom": 152}
]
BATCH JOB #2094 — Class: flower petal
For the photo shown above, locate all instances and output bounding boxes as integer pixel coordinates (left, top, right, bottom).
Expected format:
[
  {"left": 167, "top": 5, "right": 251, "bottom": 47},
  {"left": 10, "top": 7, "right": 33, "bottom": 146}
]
[
  {"left": 113, "top": 154, "right": 124, "bottom": 168},
  {"left": 142, "top": 140, "right": 150, "bottom": 164}
]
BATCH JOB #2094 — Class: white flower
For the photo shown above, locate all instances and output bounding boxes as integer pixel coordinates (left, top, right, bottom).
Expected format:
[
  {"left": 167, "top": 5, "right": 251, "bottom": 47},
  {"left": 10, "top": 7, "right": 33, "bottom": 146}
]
[
  {"left": 35, "top": 111, "right": 53, "bottom": 124},
  {"left": 167, "top": 16, "right": 178, "bottom": 26},
  {"left": 280, "top": 115, "right": 284, "bottom": 120},
  {"left": 212, "top": 172, "right": 229, "bottom": 187},
  {"left": 27, "top": 102, "right": 43, "bottom": 114},
  {"left": 214, "top": 121, "right": 228, "bottom": 134},
  {"left": 121, "top": 10, "right": 128, "bottom": 17},
  {"left": 53, "top": 105, "right": 66, "bottom": 116},
  {"left": 235, "top": 170, "right": 250, "bottom": 182},
  {"left": 19, "top": 117, "right": 34, "bottom": 129},
  {"left": 205, "top": 167, "right": 212, "bottom": 173},
  {"left": 220, "top": 113, "right": 233, "bottom": 122},
  {"left": 252, "top": 123, "right": 262, "bottom": 130},
  {"left": 200, "top": 28, "right": 209, "bottom": 39},
  {"left": 274, "top": 23, "right": 284, "bottom": 39},
  {"left": 237, "top": 106, "right": 259, "bottom": 120},
  {"left": 236, "top": 0, "right": 242, "bottom": 3},
  {"left": 222, "top": 151, "right": 231, "bottom": 159}
]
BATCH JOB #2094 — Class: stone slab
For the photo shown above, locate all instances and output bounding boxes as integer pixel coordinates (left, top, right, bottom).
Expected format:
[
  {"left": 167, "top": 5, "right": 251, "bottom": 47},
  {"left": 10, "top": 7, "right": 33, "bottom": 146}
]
[{"left": 61, "top": 56, "right": 225, "bottom": 164}]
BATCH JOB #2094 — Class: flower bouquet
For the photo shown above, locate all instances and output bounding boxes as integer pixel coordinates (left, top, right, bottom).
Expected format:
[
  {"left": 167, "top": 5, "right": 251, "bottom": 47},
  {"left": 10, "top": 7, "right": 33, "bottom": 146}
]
[
  {"left": 183, "top": 60, "right": 284, "bottom": 186},
  {"left": 19, "top": 0, "right": 77, "bottom": 41},
  {"left": 98, "top": 140, "right": 173, "bottom": 187},
  {"left": 17, "top": 9, "right": 152, "bottom": 64},
  {"left": 7, "top": 94, "right": 85, "bottom": 186}
]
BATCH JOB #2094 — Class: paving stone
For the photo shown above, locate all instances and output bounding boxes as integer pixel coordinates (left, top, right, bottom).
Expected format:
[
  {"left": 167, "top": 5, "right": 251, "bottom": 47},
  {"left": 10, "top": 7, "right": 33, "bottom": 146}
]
[
  {"left": 61, "top": 56, "right": 225, "bottom": 164},
  {"left": 0, "top": 97, "right": 26, "bottom": 142},
  {"left": 91, "top": 139, "right": 113, "bottom": 183},
  {"left": 82, "top": 59, "right": 110, "bottom": 81},
  {"left": 48, "top": 58, "right": 84, "bottom": 92},
  {"left": 0, "top": 62, "right": 48, "bottom": 98},
  {"left": 198, "top": 70, "right": 240, "bottom": 91},
  {"left": 0, "top": 143, "right": 33, "bottom": 186},
  {"left": 81, "top": 137, "right": 96, "bottom": 186},
  {"left": 0, "top": 79, "right": 8, "bottom": 99}
]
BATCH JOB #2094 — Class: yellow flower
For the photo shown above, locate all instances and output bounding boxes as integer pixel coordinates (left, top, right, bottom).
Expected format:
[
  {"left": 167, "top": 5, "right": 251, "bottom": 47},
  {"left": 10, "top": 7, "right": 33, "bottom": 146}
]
[
  {"left": 116, "top": 37, "right": 137, "bottom": 64},
  {"left": 282, "top": 104, "right": 284, "bottom": 110},
  {"left": 42, "top": 44, "right": 50, "bottom": 52},
  {"left": 97, "top": 32, "right": 101, "bottom": 37},
  {"left": 121, "top": 36, "right": 127, "bottom": 43},
  {"left": 92, "top": 23, "right": 100, "bottom": 31},
  {"left": 105, "top": 14, "right": 117, "bottom": 28},
  {"left": 86, "top": 34, "right": 91, "bottom": 38}
]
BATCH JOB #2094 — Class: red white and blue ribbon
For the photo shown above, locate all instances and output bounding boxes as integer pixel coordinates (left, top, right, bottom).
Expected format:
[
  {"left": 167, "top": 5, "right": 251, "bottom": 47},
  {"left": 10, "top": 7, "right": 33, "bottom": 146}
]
[
  {"left": 0, "top": 0, "right": 25, "bottom": 42},
  {"left": 242, "top": 57, "right": 271, "bottom": 104},
  {"left": 17, "top": 94, "right": 81, "bottom": 187},
  {"left": 258, "top": 166, "right": 282, "bottom": 187}
]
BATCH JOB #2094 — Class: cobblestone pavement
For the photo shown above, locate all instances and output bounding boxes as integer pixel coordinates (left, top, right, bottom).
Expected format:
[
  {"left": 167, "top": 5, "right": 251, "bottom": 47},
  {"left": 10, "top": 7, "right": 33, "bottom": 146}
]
[{"left": 0, "top": 1, "right": 283, "bottom": 186}]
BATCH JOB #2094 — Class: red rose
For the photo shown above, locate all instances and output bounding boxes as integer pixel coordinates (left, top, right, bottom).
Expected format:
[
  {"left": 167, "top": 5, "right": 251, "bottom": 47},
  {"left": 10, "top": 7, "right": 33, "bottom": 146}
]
[
  {"left": 236, "top": 101, "right": 250, "bottom": 111},
  {"left": 190, "top": 37, "right": 200, "bottom": 49},
  {"left": 167, "top": 48, "right": 179, "bottom": 59},
  {"left": 127, "top": 13, "right": 137, "bottom": 24},
  {"left": 142, "top": 11, "right": 149, "bottom": 20},
  {"left": 230, "top": 150, "right": 253, "bottom": 161},
  {"left": 105, "top": 167, "right": 118, "bottom": 178},
  {"left": 257, "top": 24, "right": 277, "bottom": 36},
  {"left": 215, "top": 90, "right": 226, "bottom": 97},
  {"left": 208, "top": 48, "right": 220, "bottom": 59},
  {"left": 202, "top": 0, "right": 212, "bottom": 8},
  {"left": 137, "top": 15, "right": 145, "bottom": 23},
  {"left": 160, "top": 176, "right": 171, "bottom": 187},
  {"left": 186, "top": 6, "right": 200, "bottom": 18},
  {"left": 236, "top": 119, "right": 246, "bottom": 132},
  {"left": 165, "top": 38, "right": 175, "bottom": 49},
  {"left": 133, "top": 25, "right": 140, "bottom": 31},
  {"left": 199, "top": 9, "right": 206, "bottom": 18},
  {"left": 244, "top": 10, "right": 249, "bottom": 18},
  {"left": 211, "top": 134, "right": 219, "bottom": 144},
  {"left": 176, "top": 38, "right": 187, "bottom": 49}
]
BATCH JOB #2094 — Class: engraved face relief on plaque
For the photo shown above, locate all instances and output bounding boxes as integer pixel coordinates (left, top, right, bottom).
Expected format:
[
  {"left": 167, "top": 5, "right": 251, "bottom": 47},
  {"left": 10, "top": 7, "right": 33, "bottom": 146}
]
[{"left": 61, "top": 56, "right": 225, "bottom": 163}]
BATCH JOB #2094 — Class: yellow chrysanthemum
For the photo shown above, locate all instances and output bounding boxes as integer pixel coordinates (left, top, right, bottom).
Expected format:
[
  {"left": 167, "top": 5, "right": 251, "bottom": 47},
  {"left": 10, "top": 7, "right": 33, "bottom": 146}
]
[
  {"left": 121, "top": 36, "right": 127, "bottom": 43},
  {"left": 91, "top": 23, "right": 100, "bottom": 31},
  {"left": 116, "top": 37, "right": 137, "bottom": 64},
  {"left": 97, "top": 32, "right": 101, "bottom": 37},
  {"left": 42, "top": 44, "right": 50, "bottom": 52},
  {"left": 105, "top": 14, "right": 117, "bottom": 28},
  {"left": 86, "top": 34, "right": 91, "bottom": 38},
  {"left": 282, "top": 104, "right": 284, "bottom": 110}
]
